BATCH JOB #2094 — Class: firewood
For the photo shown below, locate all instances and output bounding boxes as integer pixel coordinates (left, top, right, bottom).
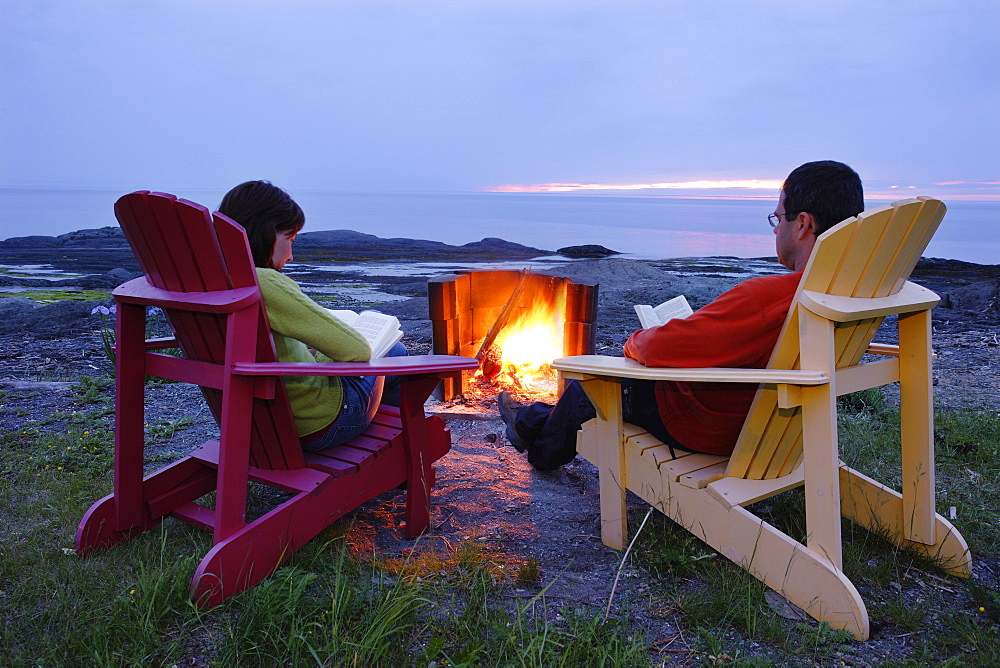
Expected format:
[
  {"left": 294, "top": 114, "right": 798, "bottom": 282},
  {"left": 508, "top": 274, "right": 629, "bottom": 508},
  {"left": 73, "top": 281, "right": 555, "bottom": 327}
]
[{"left": 475, "top": 269, "right": 531, "bottom": 361}]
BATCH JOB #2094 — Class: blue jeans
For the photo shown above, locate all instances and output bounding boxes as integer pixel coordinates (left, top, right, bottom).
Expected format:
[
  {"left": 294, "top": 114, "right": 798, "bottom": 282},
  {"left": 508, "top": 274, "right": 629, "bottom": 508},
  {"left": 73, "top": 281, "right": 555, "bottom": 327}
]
[
  {"left": 302, "top": 342, "right": 407, "bottom": 452},
  {"left": 513, "top": 378, "right": 689, "bottom": 471}
]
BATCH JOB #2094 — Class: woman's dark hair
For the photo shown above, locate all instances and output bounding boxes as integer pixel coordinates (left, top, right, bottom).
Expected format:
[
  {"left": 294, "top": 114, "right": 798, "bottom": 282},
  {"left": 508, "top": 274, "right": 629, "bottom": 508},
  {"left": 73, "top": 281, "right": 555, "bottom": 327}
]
[
  {"left": 218, "top": 180, "right": 305, "bottom": 269},
  {"left": 783, "top": 160, "right": 864, "bottom": 236}
]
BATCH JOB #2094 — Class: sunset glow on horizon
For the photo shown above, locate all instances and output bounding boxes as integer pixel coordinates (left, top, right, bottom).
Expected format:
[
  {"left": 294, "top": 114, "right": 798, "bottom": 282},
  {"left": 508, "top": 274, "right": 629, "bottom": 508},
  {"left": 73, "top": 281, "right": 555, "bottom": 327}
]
[
  {"left": 487, "top": 179, "right": 785, "bottom": 193},
  {"left": 485, "top": 178, "right": 1000, "bottom": 201}
]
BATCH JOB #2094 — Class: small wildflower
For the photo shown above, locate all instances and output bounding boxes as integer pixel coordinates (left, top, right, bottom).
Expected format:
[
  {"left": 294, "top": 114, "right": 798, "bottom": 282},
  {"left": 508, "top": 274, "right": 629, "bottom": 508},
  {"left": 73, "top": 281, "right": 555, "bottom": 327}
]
[
  {"left": 57, "top": 466, "right": 62, "bottom": 471},
  {"left": 980, "top": 607, "right": 986, "bottom": 612}
]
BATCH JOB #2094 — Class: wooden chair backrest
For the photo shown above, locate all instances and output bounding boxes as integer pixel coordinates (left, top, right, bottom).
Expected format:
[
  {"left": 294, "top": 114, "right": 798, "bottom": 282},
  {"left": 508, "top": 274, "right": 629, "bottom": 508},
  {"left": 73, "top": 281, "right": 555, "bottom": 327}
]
[
  {"left": 114, "top": 191, "right": 304, "bottom": 470},
  {"left": 726, "top": 197, "right": 946, "bottom": 480}
]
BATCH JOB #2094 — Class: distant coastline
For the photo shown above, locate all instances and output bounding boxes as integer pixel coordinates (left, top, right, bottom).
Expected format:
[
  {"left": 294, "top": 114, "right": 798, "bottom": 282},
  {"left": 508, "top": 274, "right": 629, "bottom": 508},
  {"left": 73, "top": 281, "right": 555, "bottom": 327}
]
[
  {"left": 2, "top": 188, "right": 997, "bottom": 264},
  {"left": 0, "top": 225, "right": 997, "bottom": 277},
  {"left": 0, "top": 226, "right": 624, "bottom": 275},
  {"left": 0, "top": 228, "right": 995, "bottom": 353}
]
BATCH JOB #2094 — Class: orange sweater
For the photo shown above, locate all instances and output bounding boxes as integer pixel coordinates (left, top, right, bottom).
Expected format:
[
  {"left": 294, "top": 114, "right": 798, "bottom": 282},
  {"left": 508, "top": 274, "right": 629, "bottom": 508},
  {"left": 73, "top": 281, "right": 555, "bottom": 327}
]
[{"left": 623, "top": 271, "right": 802, "bottom": 455}]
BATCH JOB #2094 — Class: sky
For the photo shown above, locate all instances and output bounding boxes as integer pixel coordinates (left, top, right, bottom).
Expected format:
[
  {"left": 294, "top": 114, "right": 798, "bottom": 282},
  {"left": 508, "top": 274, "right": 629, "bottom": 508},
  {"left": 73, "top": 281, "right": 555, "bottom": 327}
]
[{"left": 2, "top": 0, "right": 998, "bottom": 202}]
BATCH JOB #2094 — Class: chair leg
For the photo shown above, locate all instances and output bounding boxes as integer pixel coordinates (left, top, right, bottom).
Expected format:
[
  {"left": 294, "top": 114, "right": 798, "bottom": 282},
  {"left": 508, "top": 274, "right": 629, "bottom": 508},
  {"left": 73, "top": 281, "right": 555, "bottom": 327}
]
[
  {"left": 898, "top": 309, "right": 937, "bottom": 544},
  {"left": 76, "top": 456, "right": 216, "bottom": 555},
  {"left": 76, "top": 493, "right": 164, "bottom": 555},
  {"left": 798, "top": 307, "right": 844, "bottom": 572},
  {"left": 578, "top": 377, "right": 627, "bottom": 550},
  {"left": 191, "top": 455, "right": 406, "bottom": 606},
  {"left": 623, "top": 448, "right": 870, "bottom": 640},
  {"left": 839, "top": 466, "right": 972, "bottom": 577},
  {"left": 398, "top": 376, "right": 445, "bottom": 538}
]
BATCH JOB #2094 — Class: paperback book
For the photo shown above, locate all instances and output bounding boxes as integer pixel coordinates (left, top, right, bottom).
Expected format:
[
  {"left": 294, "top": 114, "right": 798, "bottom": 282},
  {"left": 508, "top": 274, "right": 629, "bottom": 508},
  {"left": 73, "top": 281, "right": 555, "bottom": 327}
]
[
  {"left": 634, "top": 295, "right": 693, "bottom": 328},
  {"left": 327, "top": 309, "right": 404, "bottom": 359}
]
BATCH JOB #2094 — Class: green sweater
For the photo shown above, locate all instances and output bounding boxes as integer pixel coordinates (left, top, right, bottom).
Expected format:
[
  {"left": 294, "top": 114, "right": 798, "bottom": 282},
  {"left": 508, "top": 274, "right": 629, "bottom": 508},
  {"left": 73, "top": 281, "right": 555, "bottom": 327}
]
[{"left": 256, "top": 268, "right": 371, "bottom": 437}]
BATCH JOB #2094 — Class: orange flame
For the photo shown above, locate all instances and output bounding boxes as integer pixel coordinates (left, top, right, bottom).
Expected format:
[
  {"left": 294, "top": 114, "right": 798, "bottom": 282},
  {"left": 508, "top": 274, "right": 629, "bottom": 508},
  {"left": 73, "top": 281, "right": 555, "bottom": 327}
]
[{"left": 473, "top": 291, "right": 565, "bottom": 398}]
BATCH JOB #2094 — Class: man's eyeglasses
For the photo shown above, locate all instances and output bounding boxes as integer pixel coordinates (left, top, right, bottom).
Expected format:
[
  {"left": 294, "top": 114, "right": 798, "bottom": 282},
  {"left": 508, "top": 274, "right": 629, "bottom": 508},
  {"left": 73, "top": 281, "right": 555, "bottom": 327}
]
[{"left": 767, "top": 211, "right": 797, "bottom": 228}]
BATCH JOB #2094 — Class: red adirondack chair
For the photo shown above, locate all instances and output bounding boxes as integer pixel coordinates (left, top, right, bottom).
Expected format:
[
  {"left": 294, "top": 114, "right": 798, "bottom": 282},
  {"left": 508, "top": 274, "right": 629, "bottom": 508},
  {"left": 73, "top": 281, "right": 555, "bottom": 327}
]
[{"left": 76, "top": 191, "right": 479, "bottom": 606}]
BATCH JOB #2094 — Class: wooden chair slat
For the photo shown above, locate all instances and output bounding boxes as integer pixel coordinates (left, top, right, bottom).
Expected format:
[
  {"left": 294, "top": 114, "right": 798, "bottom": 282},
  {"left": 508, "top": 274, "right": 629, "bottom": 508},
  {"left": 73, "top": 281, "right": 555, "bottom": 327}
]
[
  {"left": 115, "top": 192, "right": 168, "bottom": 287},
  {"left": 888, "top": 197, "right": 946, "bottom": 294},
  {"left": 857, "top": 200, "right": 919, "bottom": 297},
  {"left": 173, "top": 198, "right": 232, "bottom": 292},
  {"left": 213, "top": 213, "right": 258, "bottom": 290},
  {"left": 800, "top": 215, "right": 864, "bottom": 293},
  {"left": 143, "top": 193, "right": 208, "bottom": 293},
  {"left": 827, "top": 206, "right": 893, "bottom": 297}
]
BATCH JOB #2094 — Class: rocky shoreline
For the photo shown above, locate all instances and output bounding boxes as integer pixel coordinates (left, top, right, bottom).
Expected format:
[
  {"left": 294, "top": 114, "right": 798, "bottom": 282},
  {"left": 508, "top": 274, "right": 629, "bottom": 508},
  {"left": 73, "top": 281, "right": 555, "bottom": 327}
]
[
  {"left": 0, "top": 225, "right": 582, "bottom": 274},
  {"left": 0, "top": 227, "right": 997, "bottom": 341},
  {"left": 0, "top": 239, "right": 996, "bottom": 413},
  {"left": 0, "top": 226, "right": 996, "bottom": 407}
]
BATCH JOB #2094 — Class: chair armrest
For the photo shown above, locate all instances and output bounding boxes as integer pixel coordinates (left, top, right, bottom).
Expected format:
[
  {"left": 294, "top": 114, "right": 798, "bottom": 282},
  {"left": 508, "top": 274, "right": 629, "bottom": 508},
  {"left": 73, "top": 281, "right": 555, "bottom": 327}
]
[
  {"left": 114, "top": 277, "right": 261, "bottom": 313},
  {"left": 231, "top": 355, "right": 480, "bottom": 378},
  {"left": 799, "top": 281, "right": 939, "bottom": 322},
  {"left": 552, "top": 355, "right": 829, "bottom": 386}
]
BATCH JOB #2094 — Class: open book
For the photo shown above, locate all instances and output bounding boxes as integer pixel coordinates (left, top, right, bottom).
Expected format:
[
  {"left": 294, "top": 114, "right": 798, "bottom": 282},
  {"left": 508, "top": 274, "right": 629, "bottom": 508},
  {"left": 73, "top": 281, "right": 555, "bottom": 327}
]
[
  {"left": 634, "top": 295, "right": 693, "bottom": 328},
  {"left": 326, "top": 309, "right": 404, "bottom": 359}
]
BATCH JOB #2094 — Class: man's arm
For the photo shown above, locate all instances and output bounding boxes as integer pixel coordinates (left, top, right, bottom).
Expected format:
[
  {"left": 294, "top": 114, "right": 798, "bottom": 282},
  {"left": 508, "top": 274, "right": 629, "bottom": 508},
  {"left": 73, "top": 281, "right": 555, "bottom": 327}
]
[{"left": 624, "top": 272, "right": 801, "bottom": 370}]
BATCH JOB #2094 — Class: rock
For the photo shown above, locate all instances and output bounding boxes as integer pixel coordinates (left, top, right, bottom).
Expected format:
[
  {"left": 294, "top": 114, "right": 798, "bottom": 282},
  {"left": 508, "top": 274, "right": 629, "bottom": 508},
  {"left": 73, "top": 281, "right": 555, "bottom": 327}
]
[
  {"left": 557, "top": 244, "right": 620, "bottom": 259},
  {"left": 72, "top": 268, "right": 142, "bottom": 289},
  {"left": 106, "top": 267, "right": 140, "bottom": 283},
  {"left": 544, "top": 258, "right": 673, "bottom": 283},
  {"left": 0, "top": 297, "right": 39, "bottom": 321},
  {"left": 0, "top": 235, "right": 62, "bottom": 248},
  {"left": 940, "top": 279, "right": 1000, "bottom": 316},
  {"left": 459, "top": 237, "right": 552, "bottom": 257},
  {"left": 56, "top": 226, "right": 126, "bottom": 242},
  {"left": 18, "top": 301, "right": 101, "bottom": 339},
  {"left": 292, "top": 230, "right": 552, "bottom": 261},
  {"left": 0, "top": 380, "right": 74, "bottom": 391}
]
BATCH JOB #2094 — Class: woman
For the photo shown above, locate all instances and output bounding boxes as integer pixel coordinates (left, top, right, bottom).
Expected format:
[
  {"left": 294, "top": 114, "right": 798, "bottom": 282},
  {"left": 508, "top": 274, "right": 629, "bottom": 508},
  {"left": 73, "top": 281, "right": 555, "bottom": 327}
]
[{"left": 218, "top": 180, "right": 406, "bottom": 451}]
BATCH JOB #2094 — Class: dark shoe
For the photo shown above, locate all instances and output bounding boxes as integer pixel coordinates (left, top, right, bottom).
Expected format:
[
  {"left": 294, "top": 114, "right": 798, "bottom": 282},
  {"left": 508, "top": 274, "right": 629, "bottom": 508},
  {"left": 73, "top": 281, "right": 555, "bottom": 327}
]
[{"left": 497, "top": 391, "right": 528, "bottom": 452}]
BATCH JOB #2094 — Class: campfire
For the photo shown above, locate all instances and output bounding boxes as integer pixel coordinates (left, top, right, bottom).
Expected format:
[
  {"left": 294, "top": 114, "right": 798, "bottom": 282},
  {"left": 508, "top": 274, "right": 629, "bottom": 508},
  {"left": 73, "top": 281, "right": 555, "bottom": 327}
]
[
  {"left": 428, "top": 270, "right": 598, "bottom": 406},
  {"left": 474, "top": 283, "right": 565, "bottom": 402}
]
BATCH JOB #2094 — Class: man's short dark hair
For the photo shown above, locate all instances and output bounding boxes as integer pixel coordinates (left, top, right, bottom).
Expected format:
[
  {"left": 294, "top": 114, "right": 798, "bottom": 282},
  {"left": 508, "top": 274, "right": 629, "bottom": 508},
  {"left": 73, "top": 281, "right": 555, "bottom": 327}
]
[{"left": 783, "top": 161, "right": 864, "bottom": 236}]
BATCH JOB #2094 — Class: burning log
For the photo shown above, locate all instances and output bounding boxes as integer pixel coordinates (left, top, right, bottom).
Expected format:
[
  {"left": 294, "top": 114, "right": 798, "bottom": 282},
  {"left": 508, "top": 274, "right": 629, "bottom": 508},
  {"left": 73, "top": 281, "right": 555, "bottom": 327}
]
[
  {"left": 478, "top": 346, "right": 503, "bottom": 381},
  {"left": 475, "top": 269, "right": 531, "bottom": 362}
]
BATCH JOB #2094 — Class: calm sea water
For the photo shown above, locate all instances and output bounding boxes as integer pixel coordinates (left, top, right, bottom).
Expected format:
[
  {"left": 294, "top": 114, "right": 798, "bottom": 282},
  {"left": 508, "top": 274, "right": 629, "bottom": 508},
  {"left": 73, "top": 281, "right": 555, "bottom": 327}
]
[{"left": 1, "top": 186, "right": 996, "bottom": 264}]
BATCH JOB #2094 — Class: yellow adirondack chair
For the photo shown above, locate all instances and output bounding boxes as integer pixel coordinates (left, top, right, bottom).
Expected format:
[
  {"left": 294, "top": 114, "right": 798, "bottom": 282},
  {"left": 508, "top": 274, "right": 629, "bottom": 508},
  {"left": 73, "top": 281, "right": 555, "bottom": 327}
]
[{"left": 552, "top": 197, "right": 971, "bottom": 640}]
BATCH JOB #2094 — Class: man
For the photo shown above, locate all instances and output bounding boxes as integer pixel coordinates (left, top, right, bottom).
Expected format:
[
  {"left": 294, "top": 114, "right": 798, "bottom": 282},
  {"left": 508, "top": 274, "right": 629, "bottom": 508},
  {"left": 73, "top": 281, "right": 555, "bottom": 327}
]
[{"left": 499, "top": 160, "right": 865, "bottom": 471}]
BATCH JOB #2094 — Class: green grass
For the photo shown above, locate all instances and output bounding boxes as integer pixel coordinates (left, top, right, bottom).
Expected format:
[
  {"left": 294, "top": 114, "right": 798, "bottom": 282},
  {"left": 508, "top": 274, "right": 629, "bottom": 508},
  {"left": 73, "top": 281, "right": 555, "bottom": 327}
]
[
  {"left": 621, "top": 389, "right": 1000, "bottom": 663},
  {"left": 2, "top": 381, "right": 998, "bottom": 665},
  {"left": 0, "top": 387, "right": 651, "bottom": 665},
  {"left": 0, "top": 289, "right": 110, "bottom": 303}
]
